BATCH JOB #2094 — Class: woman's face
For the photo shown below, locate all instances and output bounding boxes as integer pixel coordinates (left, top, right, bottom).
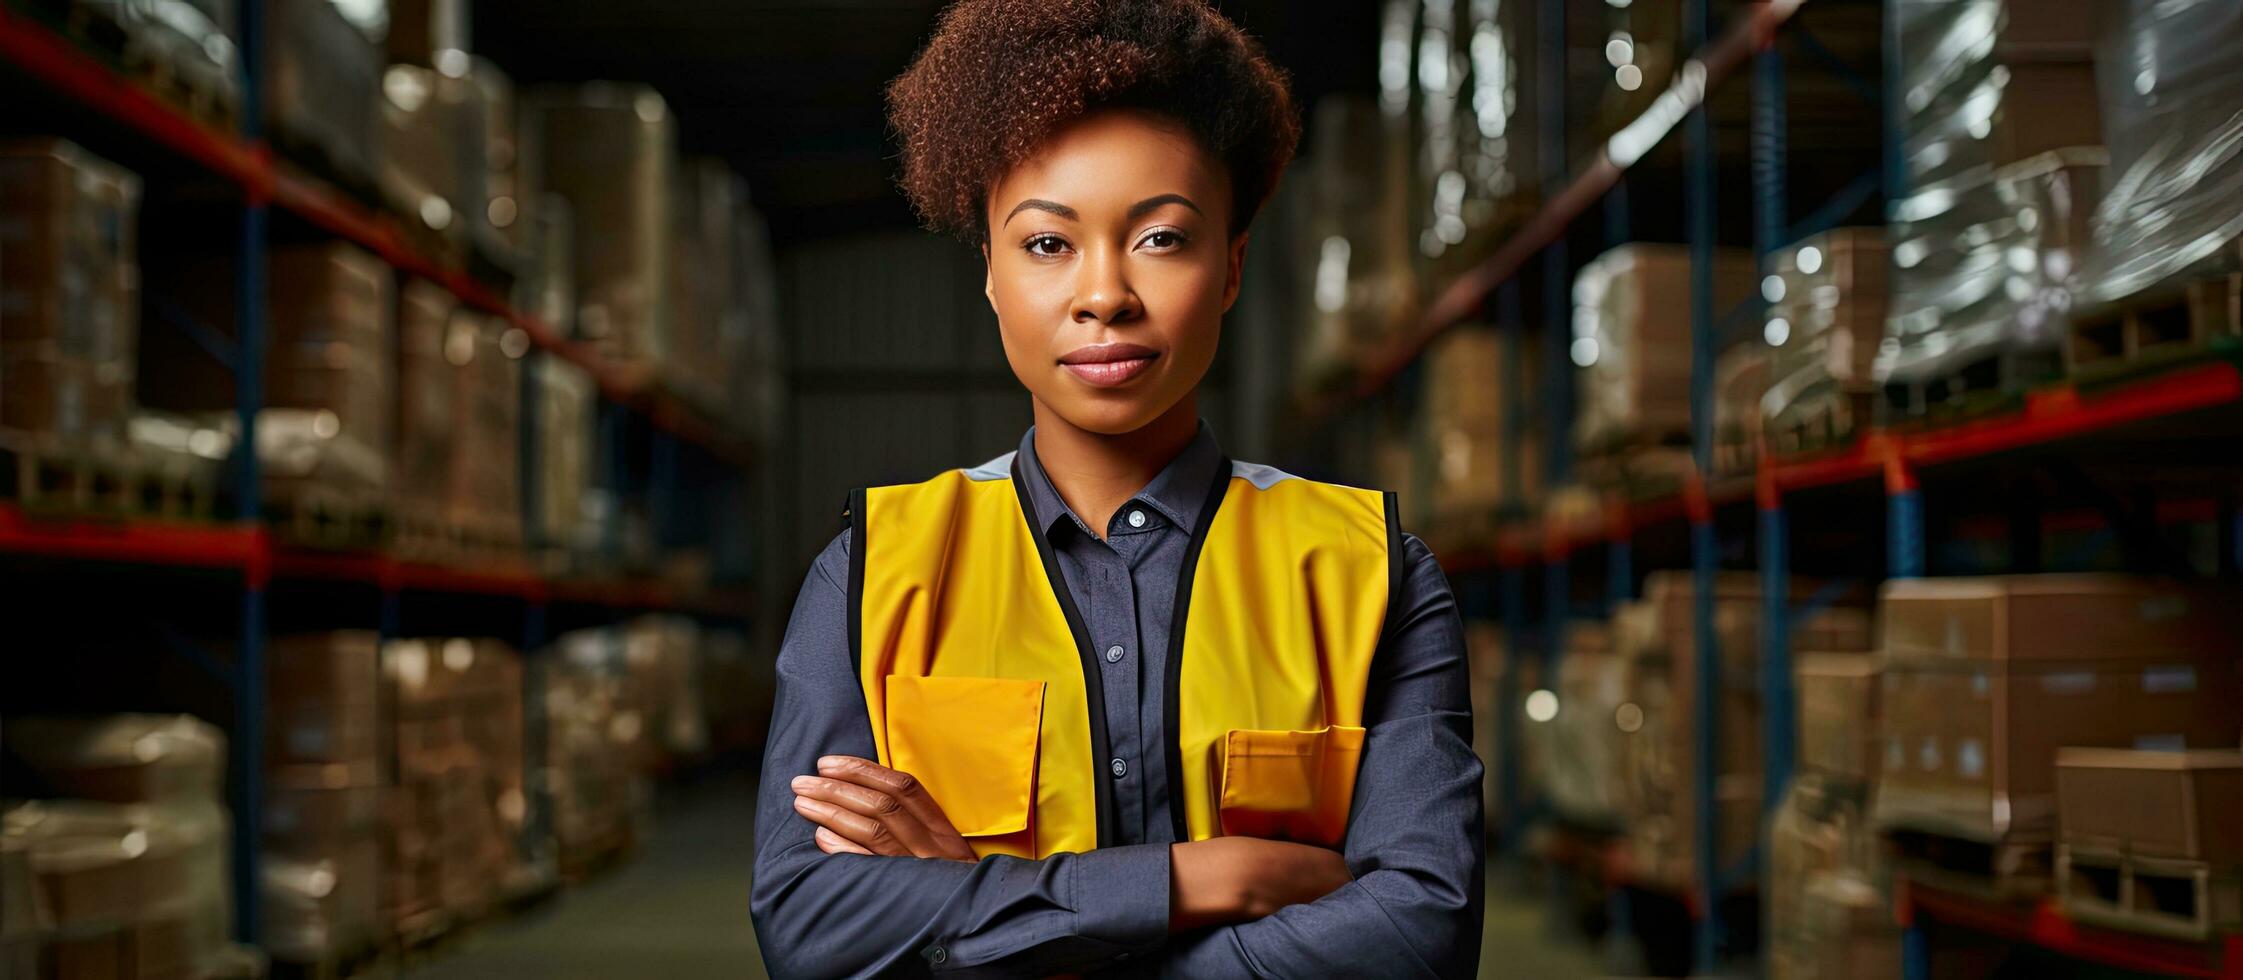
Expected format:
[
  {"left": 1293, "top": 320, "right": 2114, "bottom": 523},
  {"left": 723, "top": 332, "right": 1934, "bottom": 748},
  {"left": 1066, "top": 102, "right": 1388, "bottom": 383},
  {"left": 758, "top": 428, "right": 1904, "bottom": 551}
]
[{"left": 983, "top": 108, "right": 1247, "bottom": 436}]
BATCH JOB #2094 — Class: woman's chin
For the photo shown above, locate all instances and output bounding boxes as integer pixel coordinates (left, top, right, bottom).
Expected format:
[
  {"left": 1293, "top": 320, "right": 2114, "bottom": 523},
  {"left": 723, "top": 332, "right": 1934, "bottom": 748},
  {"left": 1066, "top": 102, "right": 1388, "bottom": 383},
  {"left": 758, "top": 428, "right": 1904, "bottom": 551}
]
[{"left": 1045, "top": 397, "right": 1177, "bottom": 438}]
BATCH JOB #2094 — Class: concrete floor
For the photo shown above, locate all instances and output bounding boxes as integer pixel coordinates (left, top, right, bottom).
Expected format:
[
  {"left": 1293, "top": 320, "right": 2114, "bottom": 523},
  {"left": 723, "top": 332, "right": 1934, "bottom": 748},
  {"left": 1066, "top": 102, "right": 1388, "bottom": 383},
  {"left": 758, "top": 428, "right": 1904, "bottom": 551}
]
[{"left": 401, "top": 769, "right": 1611, "bottom": 979}]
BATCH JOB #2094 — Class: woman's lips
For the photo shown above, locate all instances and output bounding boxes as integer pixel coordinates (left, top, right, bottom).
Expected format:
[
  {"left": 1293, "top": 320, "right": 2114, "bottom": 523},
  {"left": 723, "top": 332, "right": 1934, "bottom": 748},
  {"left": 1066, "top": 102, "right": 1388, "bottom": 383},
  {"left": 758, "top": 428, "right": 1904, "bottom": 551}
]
[{"left": 1059, "top": 343, "right": 1158, "bottom": 387}]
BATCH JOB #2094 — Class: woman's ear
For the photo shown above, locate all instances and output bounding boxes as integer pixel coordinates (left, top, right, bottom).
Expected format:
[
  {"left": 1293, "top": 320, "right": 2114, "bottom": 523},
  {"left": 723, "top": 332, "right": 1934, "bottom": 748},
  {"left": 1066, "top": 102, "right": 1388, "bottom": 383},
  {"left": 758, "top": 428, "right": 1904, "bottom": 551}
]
[{"left": 1221, "top": 231, "right": 1251, "bottom": 314}]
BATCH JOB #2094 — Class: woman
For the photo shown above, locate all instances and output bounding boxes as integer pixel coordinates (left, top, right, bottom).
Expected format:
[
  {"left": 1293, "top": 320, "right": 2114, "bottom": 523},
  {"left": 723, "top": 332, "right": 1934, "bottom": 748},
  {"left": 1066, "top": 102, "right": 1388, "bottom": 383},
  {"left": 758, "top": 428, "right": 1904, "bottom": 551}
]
[{"left": 749, "top": 2, "right": 1484, "bottom": 975}]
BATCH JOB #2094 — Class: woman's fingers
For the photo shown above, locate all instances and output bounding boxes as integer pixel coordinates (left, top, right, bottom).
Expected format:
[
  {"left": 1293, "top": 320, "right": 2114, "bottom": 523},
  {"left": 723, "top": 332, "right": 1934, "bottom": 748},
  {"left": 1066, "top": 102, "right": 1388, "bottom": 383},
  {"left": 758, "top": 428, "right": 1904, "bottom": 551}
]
[
  {"left": 814, "top": 756, "right": 978, "bottom": 861},
  {"left": 792, "top": 794, "right": 908, "bottom": 856},
  {"left": 791, "top": 774, "right": 948, "bottom": 858},
  {"left": 815, "top": 826, "right": 873, "bottom": 856}
]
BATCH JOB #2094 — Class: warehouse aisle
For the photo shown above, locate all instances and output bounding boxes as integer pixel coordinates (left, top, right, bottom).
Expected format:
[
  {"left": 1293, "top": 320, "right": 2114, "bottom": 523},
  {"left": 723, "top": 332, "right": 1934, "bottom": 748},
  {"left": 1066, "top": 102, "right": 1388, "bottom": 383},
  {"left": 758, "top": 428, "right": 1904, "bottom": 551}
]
[{"left": 408, "top": 769, "right": 767, "bottom": 980}]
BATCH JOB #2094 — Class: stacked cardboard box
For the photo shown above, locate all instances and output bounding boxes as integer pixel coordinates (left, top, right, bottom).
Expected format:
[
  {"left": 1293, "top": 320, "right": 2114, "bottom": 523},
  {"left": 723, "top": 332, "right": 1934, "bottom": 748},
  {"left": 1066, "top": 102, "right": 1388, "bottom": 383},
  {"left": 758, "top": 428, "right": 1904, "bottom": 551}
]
[
  {"left": 1873, "top": 576, "right": 2243, "bottom": 847},
  {"left": 1762, "top": 229, "right": 1887, "bottom": 453},
  {"left": 1409, "top": 327, "right": 1541, "bottom": 545},
  {"left": 0, "top": 140, "right": 141, "bottom": 447},
  {"left": 668, "top": 158, "right": 751, "bottom": 415},
  {"left": 534, "top": 356, "right": 598, "bottom": 557},
  {"left": 545, "top": 631, "right": 652, "bottom": 872},
  {"left": 1881, "top": 0, "right": 2104, "bottom": 390},
  {"left": 392, "top": 280, "right": 461, "bottom": 530},
  {"left": 1290, "top": 97, "right": 1417, "bottom": 393},
  {"left": 525, "top": 84, "right": 677, "bottom": 378},
  {"left": 263, "top": 0, "right": 381, "bottom": 186},
  {"left": 142, "top": 243, "right": 397, "bottom": 499},
  {"left": 2055, "top": 748, "right": 2243, "bottom": 938},
  {"left": 446, "top": 315, "right": 524, "bottom": 548},
  {"left": 377, "top": 63, "right": 474, "bottom": 260},
  {"left": 1770, "top": 653, "right": 1900, "bottom": 980},
  {"left": 1570, "top": 245, "right": 1757, "bottom": 455},
  {"left": 1523, "top": 623, "right": 1625, "bottom": 828},
  {"left": 1612, "top": 572, "right": 1875, "bottom": 894},
  {"left": 263, "top": 632, "right": 381, "bottom": 964},
  {"left": 624, "top": 616, "right": 709, "bottom": 769},
  {"left": 382, "top": 638, "right": 526, "bottom": 930},
  {"left": 2, "top": 715, "right": 233, "bottom": 979}
]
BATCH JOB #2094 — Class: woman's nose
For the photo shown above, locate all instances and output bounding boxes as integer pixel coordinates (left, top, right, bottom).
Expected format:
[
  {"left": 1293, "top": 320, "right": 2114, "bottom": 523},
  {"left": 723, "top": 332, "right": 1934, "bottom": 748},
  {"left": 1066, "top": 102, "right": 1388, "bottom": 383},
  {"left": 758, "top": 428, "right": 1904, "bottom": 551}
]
[{"left": 1072, "top": 246, "right": 1139, "bottom": 324}]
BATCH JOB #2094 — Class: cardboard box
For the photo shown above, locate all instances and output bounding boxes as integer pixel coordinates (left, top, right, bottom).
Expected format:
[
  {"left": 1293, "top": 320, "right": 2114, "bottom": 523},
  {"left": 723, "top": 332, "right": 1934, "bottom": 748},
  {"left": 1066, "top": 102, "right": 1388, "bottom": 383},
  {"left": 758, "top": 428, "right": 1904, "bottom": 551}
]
[
  {"left": 1763, "top": 228, "right": 1888, "bottom": 448},
  {"left": 525, "top": 84, "right": 677, "bottom": 371},
  {"left": 1880, "top": 575, "right": 2242, "bottom": 666},
  {"left": 1799, "top": 653, "right": 1882, "bottom": 784},
  {"left": 1572, "top": 245, "right": 1758, "bottom": 450},
  {"left": 265, "top": 763, "right": 382, "bottom": 842},
  {"left": 262, "top": 838, "right": 378, "bottom": 963},
  {"left": 269, "top": 632, "right": 381, "bottom": 767},
  {"left": 3, "top": 717, "right": 223, "bottom": 808},
  {"left": 0, "top": 140, "right": 140, "bottom": 441},
  {"left": 1416, "top": 327, "right": 1541, "bottom": 530},
  {"left": 1877, "top": 660, "right": 2243, "bottom": 841},
  {"left": 2056, "top": 748, "right": 2243, "bottom": 863},
  {"left": 263, "top": 0, "right": 379, "bottom": 185}
]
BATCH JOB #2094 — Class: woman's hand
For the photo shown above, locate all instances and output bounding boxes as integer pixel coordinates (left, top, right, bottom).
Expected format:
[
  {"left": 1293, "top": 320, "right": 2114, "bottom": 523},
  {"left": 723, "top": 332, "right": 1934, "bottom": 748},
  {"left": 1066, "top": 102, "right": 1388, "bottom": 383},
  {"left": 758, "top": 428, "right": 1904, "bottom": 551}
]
[
  {"left": 1169, "top": 837, "right": 1352, "bottom": 930},
  {"left": 790, "top": 755, "right": 978, "bottom": 862}
]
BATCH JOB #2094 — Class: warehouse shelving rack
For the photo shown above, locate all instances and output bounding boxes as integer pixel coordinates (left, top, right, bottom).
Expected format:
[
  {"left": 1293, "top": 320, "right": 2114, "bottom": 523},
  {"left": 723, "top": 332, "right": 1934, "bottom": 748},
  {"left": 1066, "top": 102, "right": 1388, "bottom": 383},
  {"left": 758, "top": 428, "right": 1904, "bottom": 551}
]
[
  {"left": 0, "top": 1, "right": 760, "bottom": 945},
  {"left": 1322, "top": 0, "right": 2243, "bottom": 975}
]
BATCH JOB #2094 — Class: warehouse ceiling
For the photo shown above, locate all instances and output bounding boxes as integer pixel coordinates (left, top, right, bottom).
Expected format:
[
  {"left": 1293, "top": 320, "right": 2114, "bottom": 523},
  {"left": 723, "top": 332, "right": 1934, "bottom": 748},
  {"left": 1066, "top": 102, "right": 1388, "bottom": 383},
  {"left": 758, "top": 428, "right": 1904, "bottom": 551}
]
[{"left": 472, "top": 0, "right": 1383, "bottom": 247}]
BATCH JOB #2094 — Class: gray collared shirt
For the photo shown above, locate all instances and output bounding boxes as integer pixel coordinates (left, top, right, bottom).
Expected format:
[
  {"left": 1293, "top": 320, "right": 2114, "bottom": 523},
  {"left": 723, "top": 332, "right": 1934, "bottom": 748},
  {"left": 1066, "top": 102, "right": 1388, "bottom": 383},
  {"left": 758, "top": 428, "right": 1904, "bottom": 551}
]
[{"left": 750, "top": 423, "right": 1484, "bottom": 978}]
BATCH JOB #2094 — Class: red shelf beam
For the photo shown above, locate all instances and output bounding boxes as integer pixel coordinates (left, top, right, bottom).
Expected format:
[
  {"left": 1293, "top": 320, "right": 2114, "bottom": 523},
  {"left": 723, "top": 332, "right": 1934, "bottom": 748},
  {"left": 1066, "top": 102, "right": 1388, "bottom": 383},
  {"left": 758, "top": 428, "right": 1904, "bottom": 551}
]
[
  {"left": 1, "top": 10, "right": 753, "bottom": 467},
  {"left": 1900, "top": 879, "right": 2243, "bottom": 980},
  {"left": 0, "top": 505, "right": 267, "bottom": 579}
]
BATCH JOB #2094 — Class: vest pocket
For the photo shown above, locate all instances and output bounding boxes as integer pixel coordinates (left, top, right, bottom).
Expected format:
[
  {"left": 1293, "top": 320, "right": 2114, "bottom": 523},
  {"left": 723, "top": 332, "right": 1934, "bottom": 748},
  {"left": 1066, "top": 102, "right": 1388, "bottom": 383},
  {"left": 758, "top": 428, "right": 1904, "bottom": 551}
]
[
  {"left": 883, "top": 675, "right": 1045, "bottom": 852},
  {"left": 1216, "top": 725, "right": 1367, "bottom": 847}
]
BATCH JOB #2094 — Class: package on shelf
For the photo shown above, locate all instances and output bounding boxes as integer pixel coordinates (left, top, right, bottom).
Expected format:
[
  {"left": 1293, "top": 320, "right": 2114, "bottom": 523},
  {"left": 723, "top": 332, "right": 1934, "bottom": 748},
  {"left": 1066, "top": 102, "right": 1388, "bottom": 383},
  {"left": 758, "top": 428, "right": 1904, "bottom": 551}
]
[
  {"left": 264, "top": 0, "right": 382, "bottom": 186},
  {"left": 266, "top": 631, "right": 380, "bottom": 768},
  {"left": 88, "top": 0, "right": 243, "bottom": 122},
  {"left": 2, "top": 799, "right": 232, "bottom": 980},
  {"left": 1401, "top": 0, "right": 1537, "bottom": 287},
  {"left": 1710, "top": 341, "right": 1768, "bottom": 475},
  {"left": 1290, "top": 97, "right": 1417, "bottom": 393},
  {"left": 1879, "top": 148, "right": 2105, "bottom": 389},
  {"left": 139, "top": 242, "right": 397, "bottom": 496},
  {"left": 1893, "top": 0, "right": 2101, "bottom": 193},
  {"left": 447, "top": 314, "right": 524, "bottom": 543},
  {"left": 524, "top": 83, "right": 678, "bottom": 376},
  {"left": 2056, "top": 748, "right": 2243, "bottom": 864},
  {"left": 2080, "top": 0, "right": 2243, "bottom": 308},
  {"left": 544, "top": 631, "right": 655, "bottom": 868},
  {"left": 1522, "top": 622, "right": 1627, "bottom": 828},
  {"left": 1798, "top": 652, "right": 1883, "bottom": 786},
  {"left": 0, "top": 139, "right": 141, "bottom": 444},
  {"left": 261, "top": 841, "right": 378, "bottom": 965},
  {"left": 668, "top": 158, "right": 751, "bottom": 416},
  {"left": 1410, "top": 326, "right": 1541, "bottom": 543},
  {"left": 393, "top": 279, "right": 460, "bottom": 518},
  {"left": 1570, "top": 244, "right": 1757, "bottom": 454},
  {"left": 379, "top": 637, "right": 526, "bottom": 929},
  {"left": 1611, "top": 572, "right": 1874, "bottom": 892},
  {"left": 1769, "top": 775, "right": 1896, "bottom": 980},
  {"left": 2, "top": 716, "right": 222, "bottom": 809},
  {"left": 625, "top": 615, "right": 709, "bottom": 764},
  {"left": 534, "top": 355, "right": 599, "bottom": 554},
  {"left": 516, "top": 194, "right": 575, "bottom": 337},
  {"left": 464, "top": 57, "right": 527, "bottom": 259},
  {"left": 383, "top": 0, "right": 468, "bottom": 67},
  {"left": 378, "top": 63, "right": 475, "bottom": 257},
  {"left": 1, "top": 835, "right": 43, "bottom": 977},
  {"left": 1760, "top": 229, "right": 1888, "bottom": 449},
  {"left": 1873, "top": 575, "right": 2243, "bottom": 843}
]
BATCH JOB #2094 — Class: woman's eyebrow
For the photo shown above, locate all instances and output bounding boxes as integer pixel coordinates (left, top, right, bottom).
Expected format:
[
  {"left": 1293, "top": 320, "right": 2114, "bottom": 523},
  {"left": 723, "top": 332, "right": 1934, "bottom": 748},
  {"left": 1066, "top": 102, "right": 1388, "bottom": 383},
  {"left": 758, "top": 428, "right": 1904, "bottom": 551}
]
[
  {"left": 1128, "top": 193, "right": 1201, "bottom": 221},
  {"left": 1003, "top": 198, "right": 1076, "bottom": 227}
]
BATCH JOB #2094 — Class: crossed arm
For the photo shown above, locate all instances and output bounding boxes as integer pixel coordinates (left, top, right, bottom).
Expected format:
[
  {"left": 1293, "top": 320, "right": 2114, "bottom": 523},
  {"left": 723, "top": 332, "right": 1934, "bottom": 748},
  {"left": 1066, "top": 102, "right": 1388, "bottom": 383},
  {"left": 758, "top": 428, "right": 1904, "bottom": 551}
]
[{"left": 748, "top": 532, "right": 1485, "bottom": 977}]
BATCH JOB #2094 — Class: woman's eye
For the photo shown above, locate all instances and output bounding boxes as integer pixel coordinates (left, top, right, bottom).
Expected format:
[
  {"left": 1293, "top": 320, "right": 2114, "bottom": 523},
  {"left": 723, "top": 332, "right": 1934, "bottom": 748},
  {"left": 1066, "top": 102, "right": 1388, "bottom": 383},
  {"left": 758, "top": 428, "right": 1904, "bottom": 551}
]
[
  {"left": 1024, "top": 235, "right": 1069, "bottom": 257},
  {"left": 1141, "top": 230, "right": 1184, "bottom": 250}
]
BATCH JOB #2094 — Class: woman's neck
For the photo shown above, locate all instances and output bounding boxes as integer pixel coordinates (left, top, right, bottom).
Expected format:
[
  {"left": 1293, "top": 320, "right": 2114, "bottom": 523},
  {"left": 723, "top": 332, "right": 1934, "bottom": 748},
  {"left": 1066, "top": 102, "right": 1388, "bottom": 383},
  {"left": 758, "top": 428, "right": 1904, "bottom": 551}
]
[{"left": 1030, "top": 394, "right": 1200, "bottom": 540}]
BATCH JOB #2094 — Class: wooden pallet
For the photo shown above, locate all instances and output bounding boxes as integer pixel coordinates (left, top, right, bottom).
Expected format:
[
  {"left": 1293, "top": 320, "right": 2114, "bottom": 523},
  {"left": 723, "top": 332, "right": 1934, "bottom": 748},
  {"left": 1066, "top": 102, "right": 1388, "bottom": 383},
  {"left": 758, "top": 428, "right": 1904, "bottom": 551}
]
[
  {"left": 2, "top": 430, "right": 140, "bottom": 514},
  {"left": 1890, "top": 828, "right": 2053, "bottom": 902},
  {"left": 1768, "top": 386, "right": 1876, "bottom": 460},
  {"left": 2067, "top": 263, "right": 2243, "bottom": 385},
  {"left": 119, "top": 24, "right": 241, "bottom": 132},
  {"left": 1572, "top": 443, "right": 1697, "bottom": 502},
  {"left": 1880, "top": 345, "right": 2064, "bottom": 429},
  {"left": 2059, "top": 845, "right": 2243, "bottom": 942},
  {"left": 265, "top": 478, "right": 390, "bottom": 549}
]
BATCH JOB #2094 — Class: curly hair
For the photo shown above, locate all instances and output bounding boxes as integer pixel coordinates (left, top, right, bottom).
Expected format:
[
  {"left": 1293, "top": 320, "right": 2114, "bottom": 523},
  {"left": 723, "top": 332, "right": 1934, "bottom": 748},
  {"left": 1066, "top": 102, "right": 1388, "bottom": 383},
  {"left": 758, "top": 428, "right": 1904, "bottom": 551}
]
[{"left": 885, "top": 0, "right": 1301, "bottom": 243}]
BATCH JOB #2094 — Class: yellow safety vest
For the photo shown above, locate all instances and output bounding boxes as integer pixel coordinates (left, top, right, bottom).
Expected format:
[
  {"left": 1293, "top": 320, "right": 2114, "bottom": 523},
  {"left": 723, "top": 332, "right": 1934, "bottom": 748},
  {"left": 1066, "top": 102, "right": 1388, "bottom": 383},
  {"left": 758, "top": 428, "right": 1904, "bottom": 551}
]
[{"left": 849, "top": 453, "right": 1396, "bottom": 859}]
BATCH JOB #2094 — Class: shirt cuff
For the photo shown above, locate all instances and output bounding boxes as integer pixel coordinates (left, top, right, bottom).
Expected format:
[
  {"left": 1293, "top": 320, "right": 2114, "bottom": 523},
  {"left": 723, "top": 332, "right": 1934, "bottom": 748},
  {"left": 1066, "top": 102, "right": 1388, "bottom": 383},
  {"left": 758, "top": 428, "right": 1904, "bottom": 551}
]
[{"left": 1068, "top": 842, "right": 1171, "bottom": 952}]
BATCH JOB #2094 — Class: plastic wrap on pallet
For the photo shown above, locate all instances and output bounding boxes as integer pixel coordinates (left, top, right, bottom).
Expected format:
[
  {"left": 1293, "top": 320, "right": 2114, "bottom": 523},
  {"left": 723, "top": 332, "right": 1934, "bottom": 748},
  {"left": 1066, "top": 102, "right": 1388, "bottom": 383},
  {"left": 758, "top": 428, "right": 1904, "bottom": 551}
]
[
  {"left": 1893, "top": 1, "right": 2101, "bottom": 191},
  {"left": 100, "top": 0, "right": 242, "bottom": 120},
  {"left": 3, "top": 799, "right": 233, "bottom": 979},
  {"left": 1291, "top": 96, "right": 1417, "bottom": 393},
  {"left": 1879, "top": 148, "right": 2104, "bottom": 384},
  {"left": 1760, "top": 229, "right": 1888, "bottom": 444},
  {"left": 2083, "top": 0, "right": 2243, "bottom": 305},
  {"left": 379, "top": 63, "right": 475, "bottom": 256},
  {"left": 544, "top": 630, "right": 653, "bottom": 869},
  {"left": 393, "top": 279, "right": 460, "bottom": 519},
  {"left": 1402, "top": 0, "right": 1536, "bottom": 283},
  {"left": 265, "top": 0, "right": 381, "bottom": 187},
  {"left": 1414, "top": 326, "right": 1539, "bottom": 542},
  {"left": 1769, "top": 778, "right": 1897, "bottom": 980},
  {"left": 535, "top": 356, "right": 598, "bottom": 555},
  {"left": 260, "top": 841, "right": 377, "bottom": 964},
  {"left": 445, "top": 314, "right": 524, "bottom": 546},
  {"left": 4, "top": 716, "right": 223, "bottom": 809},
  {"left": 0, "top": 140, "right": 141, "bottom": 443},
  {"left": 465, "top": 57, "right": 528, "bottom": 258},
  {"left": 1522, "top": 623, "right": 1627, "bottom": 828},
  {"left": 380, "top": 637, "right": 526, "bottom": 929},
  {"left": 525, "top": 84, "right": 677, "bottom": 375},
  {"left": 1569, "top": 244, "right": 1756, "bottom": 454}
]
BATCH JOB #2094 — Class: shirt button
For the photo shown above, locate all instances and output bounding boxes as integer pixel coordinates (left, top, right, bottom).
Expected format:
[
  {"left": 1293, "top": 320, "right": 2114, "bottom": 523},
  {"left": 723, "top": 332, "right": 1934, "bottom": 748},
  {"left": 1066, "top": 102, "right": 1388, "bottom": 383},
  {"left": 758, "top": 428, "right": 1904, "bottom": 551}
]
[
  {"left": 1105, "top": 645, "right": 1125, "bottom": 663},
  {"left": 1127, "top": 509, "right": 1146, "bottom": 528},
  {"left": 1110, "top": 758, "right": 1128, "bottom": 779},
  {"left": 929, "top": 945, "right": 948, "bottom": 965}
]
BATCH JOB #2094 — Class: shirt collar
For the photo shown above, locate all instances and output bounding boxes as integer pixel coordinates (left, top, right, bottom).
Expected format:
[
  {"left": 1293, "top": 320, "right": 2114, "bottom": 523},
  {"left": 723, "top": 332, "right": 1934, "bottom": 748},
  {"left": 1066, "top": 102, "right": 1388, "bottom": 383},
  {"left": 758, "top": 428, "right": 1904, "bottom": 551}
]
[{"left": 1016, "top": 420, "right": 1227, "bottom": 538}]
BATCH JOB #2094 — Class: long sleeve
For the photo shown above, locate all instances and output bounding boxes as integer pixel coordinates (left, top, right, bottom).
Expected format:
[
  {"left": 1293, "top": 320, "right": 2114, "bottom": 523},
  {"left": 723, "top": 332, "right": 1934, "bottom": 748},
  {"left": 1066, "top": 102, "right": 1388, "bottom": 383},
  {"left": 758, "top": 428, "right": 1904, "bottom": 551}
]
[
  {"left": 1146, "top": 533, "right": 1486, "bottom": 978},
  {"left": 749, "top": 532, "right": 1173, "bottom": 978}
]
